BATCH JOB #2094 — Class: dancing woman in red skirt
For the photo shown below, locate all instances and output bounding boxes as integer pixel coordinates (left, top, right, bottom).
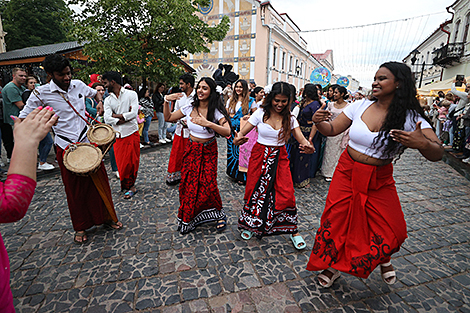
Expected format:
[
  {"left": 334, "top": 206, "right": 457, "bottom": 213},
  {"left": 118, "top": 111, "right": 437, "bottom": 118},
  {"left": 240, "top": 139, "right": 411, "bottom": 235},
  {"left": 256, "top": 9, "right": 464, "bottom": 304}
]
[
  {"left": 233, "top": 82, "right": 314, "bottom": 249},
  {"left": 307, "top": 62, "right": 443, "bottom": 288},
  {"left": 164, "top": 77, "right": 232, "bottom": 234}
]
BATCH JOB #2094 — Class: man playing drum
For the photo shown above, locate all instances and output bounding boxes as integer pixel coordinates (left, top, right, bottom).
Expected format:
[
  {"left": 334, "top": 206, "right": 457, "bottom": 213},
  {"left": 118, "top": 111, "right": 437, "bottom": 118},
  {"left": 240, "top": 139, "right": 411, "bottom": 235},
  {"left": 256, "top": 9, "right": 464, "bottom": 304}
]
[
  {"left": 102, "top": 71, "right": 140, "bottom": 199},
  {"left": 19, "top": 54, "right": 124, "bottom": 244}
]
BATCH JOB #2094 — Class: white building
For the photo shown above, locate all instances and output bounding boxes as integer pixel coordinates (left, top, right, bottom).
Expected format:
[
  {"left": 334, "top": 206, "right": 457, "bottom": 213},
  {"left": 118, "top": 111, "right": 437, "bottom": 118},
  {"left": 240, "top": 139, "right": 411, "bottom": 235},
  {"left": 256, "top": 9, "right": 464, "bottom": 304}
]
[{"left": 403, "top": 25, "right": 449, "bottom": 88}]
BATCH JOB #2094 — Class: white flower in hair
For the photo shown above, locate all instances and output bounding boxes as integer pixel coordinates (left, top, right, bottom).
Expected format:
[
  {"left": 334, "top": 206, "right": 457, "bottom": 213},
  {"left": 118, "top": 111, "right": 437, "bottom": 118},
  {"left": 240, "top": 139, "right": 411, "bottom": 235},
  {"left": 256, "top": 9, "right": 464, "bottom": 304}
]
[
  {"left": 216, "top": 85, "right": 223, "bottom": 94},
  {"left": 264, "top": 84, "right": 273, "bottom": 94}
]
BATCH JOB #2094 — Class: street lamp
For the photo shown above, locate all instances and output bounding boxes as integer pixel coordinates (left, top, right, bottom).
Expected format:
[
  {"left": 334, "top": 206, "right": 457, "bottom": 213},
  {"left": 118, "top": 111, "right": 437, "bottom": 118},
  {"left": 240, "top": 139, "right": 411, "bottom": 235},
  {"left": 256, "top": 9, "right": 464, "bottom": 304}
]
[{"left": 410, "top": 49, "right": 433, "bottom": 89}]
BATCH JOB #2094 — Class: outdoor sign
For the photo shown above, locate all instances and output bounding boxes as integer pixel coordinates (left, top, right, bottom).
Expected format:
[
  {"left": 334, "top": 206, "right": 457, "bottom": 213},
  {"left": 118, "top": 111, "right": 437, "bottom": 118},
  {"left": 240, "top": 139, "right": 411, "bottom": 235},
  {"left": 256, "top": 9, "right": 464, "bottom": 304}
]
[
  {"left": 337, "top": 76, "right": 350, "bottom": 88},
  {"left": 310, "top": 67, "right": 331, "bottom": 87}
]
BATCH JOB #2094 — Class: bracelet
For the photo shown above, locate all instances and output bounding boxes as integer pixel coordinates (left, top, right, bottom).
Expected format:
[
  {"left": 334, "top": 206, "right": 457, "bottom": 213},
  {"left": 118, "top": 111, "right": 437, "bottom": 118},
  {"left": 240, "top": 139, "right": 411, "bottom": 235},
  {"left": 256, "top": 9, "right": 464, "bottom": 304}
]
[{"left": 164, "top": 95, "right": 169, "bottom": 102}]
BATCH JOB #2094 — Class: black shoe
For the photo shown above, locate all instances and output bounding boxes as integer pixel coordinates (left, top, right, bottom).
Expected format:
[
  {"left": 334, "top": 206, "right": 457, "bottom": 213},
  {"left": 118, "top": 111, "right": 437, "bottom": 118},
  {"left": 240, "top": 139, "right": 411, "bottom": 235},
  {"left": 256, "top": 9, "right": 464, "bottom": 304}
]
[{"left": 455, "top": 154, "right": 469, "bottom": 159}]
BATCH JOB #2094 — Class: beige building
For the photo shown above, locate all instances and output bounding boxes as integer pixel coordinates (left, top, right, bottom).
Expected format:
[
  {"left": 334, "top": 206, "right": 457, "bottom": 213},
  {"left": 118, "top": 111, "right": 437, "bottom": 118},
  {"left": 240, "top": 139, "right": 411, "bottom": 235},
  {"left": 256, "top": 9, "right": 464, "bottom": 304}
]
[{"left": 186, "top": 0, "right": 326, "bottom": 90}]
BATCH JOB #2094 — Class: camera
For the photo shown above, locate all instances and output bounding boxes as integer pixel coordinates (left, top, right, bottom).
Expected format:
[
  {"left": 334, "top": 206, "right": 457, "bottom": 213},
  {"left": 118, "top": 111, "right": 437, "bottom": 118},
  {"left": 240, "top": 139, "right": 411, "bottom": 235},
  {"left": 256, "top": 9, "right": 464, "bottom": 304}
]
[{"left": 456, "top": 74, "right": 465, "bottom": 87}]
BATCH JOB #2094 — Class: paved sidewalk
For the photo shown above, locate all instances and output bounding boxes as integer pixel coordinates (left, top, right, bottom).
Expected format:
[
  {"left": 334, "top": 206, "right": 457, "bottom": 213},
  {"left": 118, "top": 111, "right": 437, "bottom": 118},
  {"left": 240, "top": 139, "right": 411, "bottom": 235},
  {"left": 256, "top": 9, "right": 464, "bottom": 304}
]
[{"left": 2, "top": 139, "right": 469, "bottom": 312}]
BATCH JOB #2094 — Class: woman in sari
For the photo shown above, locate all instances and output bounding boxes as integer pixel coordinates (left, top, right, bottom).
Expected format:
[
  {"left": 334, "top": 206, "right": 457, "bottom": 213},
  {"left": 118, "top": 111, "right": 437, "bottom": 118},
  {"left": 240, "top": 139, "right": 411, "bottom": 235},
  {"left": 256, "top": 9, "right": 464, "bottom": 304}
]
[{"left": 226, "top": 79, "right": 254, "bottom": 184}]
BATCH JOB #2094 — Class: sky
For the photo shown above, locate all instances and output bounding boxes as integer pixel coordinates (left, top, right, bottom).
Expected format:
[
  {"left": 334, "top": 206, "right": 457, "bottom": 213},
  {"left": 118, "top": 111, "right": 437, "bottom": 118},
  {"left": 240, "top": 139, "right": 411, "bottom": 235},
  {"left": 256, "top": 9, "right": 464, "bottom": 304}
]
[{"left": 268, "top": 0, "right": 453, "bottom": 88}]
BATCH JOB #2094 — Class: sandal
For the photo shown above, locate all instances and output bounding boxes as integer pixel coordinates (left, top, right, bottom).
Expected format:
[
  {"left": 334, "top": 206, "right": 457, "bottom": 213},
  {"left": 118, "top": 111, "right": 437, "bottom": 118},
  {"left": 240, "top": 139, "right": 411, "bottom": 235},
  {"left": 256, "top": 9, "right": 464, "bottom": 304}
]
[
  {"left": 241, "top": 230, "right": 253, "bottom": 240},
  {"left": 380, "top": 262, "right": 397, "bottom": 285},
  {"left": 74, "top": 231, "right": 88, "bottom": 245},
  {"left": 317, "top": 268, "right": 341, "bottom": 288},
  {"left": 216, "top": 217, "right": 227, "bottom": 232},
  {"left": 104, "top": 221, "right": 124, "bottom": 231},
  {"left": 124, "top": 190, "right": 137, "bottom": 199},
  {"left": 290, "top": 234, "right": 306, "bottom": 250}
]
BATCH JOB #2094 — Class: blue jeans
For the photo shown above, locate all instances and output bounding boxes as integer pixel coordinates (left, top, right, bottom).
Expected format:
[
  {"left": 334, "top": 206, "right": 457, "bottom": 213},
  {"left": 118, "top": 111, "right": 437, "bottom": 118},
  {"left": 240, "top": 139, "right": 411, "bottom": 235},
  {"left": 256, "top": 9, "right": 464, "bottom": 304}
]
[
  {"left": 39, "top": 133, "right": 53, "bottom": 163},
  {"left": 142, "top": 115, "right": 153, "bottom": 143},
  {"left": 156, "top": 112, "right": 167, "bottom": 140}
]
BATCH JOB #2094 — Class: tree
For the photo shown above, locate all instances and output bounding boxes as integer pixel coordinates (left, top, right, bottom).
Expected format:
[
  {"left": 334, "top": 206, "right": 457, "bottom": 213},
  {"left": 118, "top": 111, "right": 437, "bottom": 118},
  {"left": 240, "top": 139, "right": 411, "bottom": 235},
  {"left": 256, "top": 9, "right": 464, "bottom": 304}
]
[
  {"left": 70, "top": 0, "right": 229, "bottom": 85},
  {"left": 1, "top": 0, "right": 72, "bottom": 51}
]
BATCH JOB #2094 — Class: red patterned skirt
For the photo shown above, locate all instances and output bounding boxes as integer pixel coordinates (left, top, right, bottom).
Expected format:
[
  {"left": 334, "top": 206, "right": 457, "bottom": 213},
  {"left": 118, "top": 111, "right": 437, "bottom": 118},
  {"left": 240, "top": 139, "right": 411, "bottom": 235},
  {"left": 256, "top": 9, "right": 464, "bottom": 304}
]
[
  {"left": 238, "top": 143, "right": 298, "bottom": 236},
  {"left": 166, "top": 132, "right": 189, "bottom": 185},
  {"left": 114, "top": 131, "right": 140, "bottom": 190},
  {"left": 178, "top": 137, "right": 225, "bottom": 234},
  {"left": 306, "top": 150, "right": 407, "bottom": 278}
]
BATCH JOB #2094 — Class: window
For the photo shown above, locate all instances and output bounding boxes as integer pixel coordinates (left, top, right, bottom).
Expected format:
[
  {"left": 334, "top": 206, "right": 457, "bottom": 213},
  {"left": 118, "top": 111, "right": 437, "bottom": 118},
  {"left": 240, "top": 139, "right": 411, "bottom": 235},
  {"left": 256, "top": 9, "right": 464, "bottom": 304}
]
[
  {"left": 273, "top": 47, "right": 277, "bottom": 67},
  {"left": 289, "top": 56, "right": 293, "bottom": 72},
  {"left": 300, "top": 62, "right": 303, "bottom": 76},
  {"left": 463, "top": 13, "right": 470, "bottom": 43},
  {"left": 282, "top": 52, "right": 286, "bottom": 70},
  {"left": 454, "top": 20, "right": 461, "bottom": 42}
]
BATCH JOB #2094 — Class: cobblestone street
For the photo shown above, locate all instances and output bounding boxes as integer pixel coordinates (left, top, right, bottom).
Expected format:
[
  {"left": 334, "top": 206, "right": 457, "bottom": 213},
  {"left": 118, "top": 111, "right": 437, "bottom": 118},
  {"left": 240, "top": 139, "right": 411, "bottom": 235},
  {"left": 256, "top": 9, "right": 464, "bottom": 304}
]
[{"left": 2, "top": 138, "right": 470, "bottom": 313}]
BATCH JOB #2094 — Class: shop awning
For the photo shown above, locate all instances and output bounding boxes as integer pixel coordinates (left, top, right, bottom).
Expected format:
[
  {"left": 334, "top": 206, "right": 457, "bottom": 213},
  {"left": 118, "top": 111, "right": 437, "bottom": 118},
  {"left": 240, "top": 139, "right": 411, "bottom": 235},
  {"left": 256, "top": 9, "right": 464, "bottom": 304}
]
[{"left": 418, "top": 76, "right": 468, "bottom": 96}]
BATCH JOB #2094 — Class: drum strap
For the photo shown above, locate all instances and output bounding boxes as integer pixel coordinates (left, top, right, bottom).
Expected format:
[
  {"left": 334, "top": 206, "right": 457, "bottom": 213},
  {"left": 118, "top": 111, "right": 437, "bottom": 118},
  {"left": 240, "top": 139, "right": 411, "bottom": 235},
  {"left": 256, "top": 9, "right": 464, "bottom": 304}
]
[{"left": 56, "top": 125, "right": 88, "bottom": 144}]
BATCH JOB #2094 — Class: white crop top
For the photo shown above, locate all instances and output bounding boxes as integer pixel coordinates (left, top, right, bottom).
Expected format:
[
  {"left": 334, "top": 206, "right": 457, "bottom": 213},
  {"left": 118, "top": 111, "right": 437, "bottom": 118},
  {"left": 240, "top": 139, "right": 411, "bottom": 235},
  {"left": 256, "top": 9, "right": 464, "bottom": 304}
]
[
  {"left": 343, "top": 99, "right": 432, "bottom": 159},
  {"left": 180, "top": 104, "right": 225, "bottom": 139},
  {"left": 226, "top": 99, "right": 241, "bottom": 114},
  {"left": 247, "top": 108, "right": 299, "bottom": 146}
]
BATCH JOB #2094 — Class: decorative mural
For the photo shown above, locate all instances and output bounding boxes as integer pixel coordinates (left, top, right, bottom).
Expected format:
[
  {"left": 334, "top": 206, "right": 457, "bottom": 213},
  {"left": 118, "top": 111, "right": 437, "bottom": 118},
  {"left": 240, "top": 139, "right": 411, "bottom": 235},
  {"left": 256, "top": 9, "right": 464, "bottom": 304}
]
[{"left": 189, "top": 0, "right": 257, "bottom": 82}]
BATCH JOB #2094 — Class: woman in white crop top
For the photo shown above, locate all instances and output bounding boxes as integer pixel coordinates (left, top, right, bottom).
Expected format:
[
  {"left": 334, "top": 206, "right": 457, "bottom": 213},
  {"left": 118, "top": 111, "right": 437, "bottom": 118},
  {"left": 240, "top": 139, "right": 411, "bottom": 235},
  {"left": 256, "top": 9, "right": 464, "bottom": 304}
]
[
  {"left": 163, "top": 77, "right": 232, "bottom": 235},
  {"left": 306, "top": 62, "right": 443, "bottom": 289},
  {"left": 233, "top": 82, "right": 314, "bottom": 250}
]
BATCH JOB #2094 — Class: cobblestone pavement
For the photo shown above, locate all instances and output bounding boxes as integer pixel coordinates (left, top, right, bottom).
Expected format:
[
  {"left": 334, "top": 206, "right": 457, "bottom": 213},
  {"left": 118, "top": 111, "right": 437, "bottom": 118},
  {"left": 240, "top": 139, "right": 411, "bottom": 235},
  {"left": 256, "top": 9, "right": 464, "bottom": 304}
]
[{"left": 2, "top": 138, "right": 470, "bottom": 313}]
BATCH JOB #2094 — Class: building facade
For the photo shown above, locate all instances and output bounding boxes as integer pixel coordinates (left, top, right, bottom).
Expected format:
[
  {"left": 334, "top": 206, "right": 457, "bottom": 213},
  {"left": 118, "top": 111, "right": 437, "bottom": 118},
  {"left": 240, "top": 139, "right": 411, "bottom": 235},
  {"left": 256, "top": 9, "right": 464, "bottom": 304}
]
[
  {"left": 433, "top": 0, "right": 470, "bottom": 80},
  {"left": 403, "top": 25, "right": 449, "bottom": 88},
  {"left": 186, "top": 0, "right": 324, "bottom": 90}
]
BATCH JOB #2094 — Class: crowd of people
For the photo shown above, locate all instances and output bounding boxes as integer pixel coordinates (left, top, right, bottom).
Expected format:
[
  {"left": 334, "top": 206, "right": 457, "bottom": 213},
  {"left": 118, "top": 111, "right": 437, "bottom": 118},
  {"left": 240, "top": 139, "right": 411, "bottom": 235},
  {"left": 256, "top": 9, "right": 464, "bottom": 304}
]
[
  {"left": 0, "top": 55, "right": 445, "bottom": 310},
  {"left": 424, "top": 80, "right": 470, "bottom": 163}
]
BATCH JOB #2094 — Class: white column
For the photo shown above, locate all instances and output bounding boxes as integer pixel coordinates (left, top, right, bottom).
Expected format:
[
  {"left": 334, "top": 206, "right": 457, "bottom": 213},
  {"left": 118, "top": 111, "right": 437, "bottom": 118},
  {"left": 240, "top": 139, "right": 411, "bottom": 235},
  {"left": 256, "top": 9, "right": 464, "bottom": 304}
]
[{"left": 250, "top": 6, "right": 256, "bottom": 82}]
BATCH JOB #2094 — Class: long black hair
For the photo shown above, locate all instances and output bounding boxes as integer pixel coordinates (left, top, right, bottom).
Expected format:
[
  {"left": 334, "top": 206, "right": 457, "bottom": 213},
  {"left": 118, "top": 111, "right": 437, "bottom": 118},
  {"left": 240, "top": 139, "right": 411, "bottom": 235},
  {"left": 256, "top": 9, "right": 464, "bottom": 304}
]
[
  {"left": 301, "top": 83, "right": 319, "bottom": 109},
  {"left": 333, "top": 85, "right": 349, "bottom": 100},
  {"left": 261, "top": 82, "right": 293, "bottom": 143},
  {"left": 192, "top": 77, "right": 232, "bottom": 134},
  {"left": 371, "top": 62, "right": 433, "bottom": 160}
]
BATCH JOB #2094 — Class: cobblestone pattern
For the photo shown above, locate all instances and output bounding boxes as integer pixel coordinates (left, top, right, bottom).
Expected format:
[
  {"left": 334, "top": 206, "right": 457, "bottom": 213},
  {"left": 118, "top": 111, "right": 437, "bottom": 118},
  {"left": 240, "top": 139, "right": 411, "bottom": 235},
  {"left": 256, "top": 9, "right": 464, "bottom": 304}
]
[{"left": 2, "top": 139, "right": 469, "bottom": 312}]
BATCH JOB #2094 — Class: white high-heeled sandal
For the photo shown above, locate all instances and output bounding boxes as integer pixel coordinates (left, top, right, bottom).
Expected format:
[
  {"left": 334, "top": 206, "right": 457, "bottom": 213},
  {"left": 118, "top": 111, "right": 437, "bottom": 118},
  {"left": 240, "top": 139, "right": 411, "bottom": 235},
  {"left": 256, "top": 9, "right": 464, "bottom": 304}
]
[
  {"left": 317, "top": 267, "right": 341, "bottom": 288},
  {"left": 380, "top": 262, "right": 396, "bottom": 285}
]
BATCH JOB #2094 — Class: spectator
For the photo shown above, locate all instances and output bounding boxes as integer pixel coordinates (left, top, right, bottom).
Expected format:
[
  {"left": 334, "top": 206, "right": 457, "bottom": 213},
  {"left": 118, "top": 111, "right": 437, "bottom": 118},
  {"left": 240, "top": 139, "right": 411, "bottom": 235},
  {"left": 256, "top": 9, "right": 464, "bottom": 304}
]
[
  {"left": 152, "top": 83, "right": 169, "bottom": 144},
  {"left": 138, "top": 87, "right": 156, "bottom": 146}
]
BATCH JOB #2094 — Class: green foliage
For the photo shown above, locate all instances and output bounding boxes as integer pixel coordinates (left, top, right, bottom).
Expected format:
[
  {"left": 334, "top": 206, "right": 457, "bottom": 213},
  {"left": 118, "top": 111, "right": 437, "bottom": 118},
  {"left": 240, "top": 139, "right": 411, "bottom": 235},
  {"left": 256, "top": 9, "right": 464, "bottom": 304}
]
[
  {"left": 2, "top": 0, "right": 72, "bottom": 51},
  {"left": 69, "top": 0, "right": 229, "bottom": 84}
]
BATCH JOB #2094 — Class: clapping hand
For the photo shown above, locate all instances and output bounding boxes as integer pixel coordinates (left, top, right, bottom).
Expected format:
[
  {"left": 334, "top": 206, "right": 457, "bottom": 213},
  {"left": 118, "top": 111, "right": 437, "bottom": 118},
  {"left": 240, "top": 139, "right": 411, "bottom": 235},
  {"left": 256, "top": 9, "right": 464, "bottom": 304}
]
[
  {"left": 312, "top": 103, "right": 332, "bottom": 124},
  {"left": 233, "top": 131, "right": 248, "bottom": 146}
]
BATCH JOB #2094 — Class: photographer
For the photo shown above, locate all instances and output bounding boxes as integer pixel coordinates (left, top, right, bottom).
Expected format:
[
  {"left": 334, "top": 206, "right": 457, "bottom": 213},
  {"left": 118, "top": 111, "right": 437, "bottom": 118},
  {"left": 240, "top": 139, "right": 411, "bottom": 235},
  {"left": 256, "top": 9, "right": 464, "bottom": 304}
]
[{"left": 450, "top": 77, "right": 470, "bottom": 155}]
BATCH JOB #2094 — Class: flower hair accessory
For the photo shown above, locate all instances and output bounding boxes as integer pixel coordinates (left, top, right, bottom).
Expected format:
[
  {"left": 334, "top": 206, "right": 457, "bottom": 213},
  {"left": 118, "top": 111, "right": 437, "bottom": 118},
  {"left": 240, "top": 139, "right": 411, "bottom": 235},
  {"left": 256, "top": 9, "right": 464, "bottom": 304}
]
[
  {"left": 264, "top": 84, "right": 273, "bottom": 95},
  {"left": 216, "top": 85, "right": 223, "bottom": 94}
]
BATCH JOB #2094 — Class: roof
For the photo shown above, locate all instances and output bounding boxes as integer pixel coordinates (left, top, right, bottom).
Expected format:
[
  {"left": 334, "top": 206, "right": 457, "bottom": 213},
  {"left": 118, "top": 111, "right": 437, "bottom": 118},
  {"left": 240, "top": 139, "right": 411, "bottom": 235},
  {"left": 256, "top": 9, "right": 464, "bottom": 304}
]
[
  {"left": 311, "top": 50, "right": 332, "bottom": 60},
  {"left": 0, "top": 41, "right": 83, "bottom": 62}
]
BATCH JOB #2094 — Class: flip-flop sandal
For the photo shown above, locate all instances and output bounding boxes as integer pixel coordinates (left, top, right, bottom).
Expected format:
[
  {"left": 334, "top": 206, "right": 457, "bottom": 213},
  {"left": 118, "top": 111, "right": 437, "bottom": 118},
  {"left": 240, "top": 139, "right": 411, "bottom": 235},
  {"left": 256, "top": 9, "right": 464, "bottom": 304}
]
[
  {"left": 104, "top": 221, "right": 123, "bottom": 231},
  {"left": 74, "top": 231, "right": 88, "bottom": 245},
  {"left": 380, "top": 262, "right": 397, "bottom": 285},
  {"left": 290, "top": 234, "right": 306, "bottom": 250},
  {"left": 317, "top": 268, "right": 341, "bottom": 288},
  {"left": 241, "top": 230, "right": 253, "bottom": 240},
  {"left": 124, "top": 190, "right": 138, "bottom": 199},
  {"left": 216, "top": 217, "right": 227, "bottom": 232}
]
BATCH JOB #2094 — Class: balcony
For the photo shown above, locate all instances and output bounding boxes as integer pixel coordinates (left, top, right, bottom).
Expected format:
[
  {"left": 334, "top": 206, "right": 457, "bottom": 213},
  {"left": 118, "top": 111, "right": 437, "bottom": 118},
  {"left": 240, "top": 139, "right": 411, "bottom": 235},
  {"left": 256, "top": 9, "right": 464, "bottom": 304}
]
[{"left": 433, "top": 42, "right": 464, "bottom": 67}]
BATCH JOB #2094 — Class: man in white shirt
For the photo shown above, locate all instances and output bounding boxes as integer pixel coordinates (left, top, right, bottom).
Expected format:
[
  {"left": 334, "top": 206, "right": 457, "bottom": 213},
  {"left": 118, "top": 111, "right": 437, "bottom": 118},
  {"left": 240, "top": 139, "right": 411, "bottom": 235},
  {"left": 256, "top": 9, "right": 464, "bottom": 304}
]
[
  {"left": 19, "top": 54, "right": 123, "bottom": 244},
  {"left": 165, "top": 73, "right": 195, "bottom": 185},
  {"left": 102, "top": 71, "right": 140, "bottom": 199}
]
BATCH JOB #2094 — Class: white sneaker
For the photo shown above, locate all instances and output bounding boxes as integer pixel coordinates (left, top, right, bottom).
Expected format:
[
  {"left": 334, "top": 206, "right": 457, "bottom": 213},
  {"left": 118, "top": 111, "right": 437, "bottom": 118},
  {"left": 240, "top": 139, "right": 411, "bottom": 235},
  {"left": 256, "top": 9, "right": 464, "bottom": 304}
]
[
  {"left": 139, "top": 143, "right": 144, "bottom": 148},
  {"left": 159, "top": 139, "right": 166, "bottom": 144},
  {"left": 165, "top": 138, "right": 172, "bottom": 143},
  {"left": 38, "top": 162, "right": 55, "bottom": 170},
  {"left": 462, "top": 157, "right": 470, "bottom": 164},
  {"left": 114, "top": 171, "right": 120, "bottom": 179},
  {"left": 0, "top": 162, "right": 4, "bottom": 167}
]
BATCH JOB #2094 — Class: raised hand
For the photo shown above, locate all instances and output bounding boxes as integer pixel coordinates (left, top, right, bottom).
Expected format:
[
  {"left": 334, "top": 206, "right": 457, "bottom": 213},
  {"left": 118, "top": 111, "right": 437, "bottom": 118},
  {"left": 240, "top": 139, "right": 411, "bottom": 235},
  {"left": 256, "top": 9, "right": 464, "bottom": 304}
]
[
  {"left": 165, "top": 93, "right": 184, "bottom": 102},
  {"left": 389, "top": 121, "right": 428, "bottom": 149},
  {"left": 312, "top": 103, "right": 332, "bottom": 124},
  {"left": 233, "top": 131, "right": 248, "bottom": 146}
]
